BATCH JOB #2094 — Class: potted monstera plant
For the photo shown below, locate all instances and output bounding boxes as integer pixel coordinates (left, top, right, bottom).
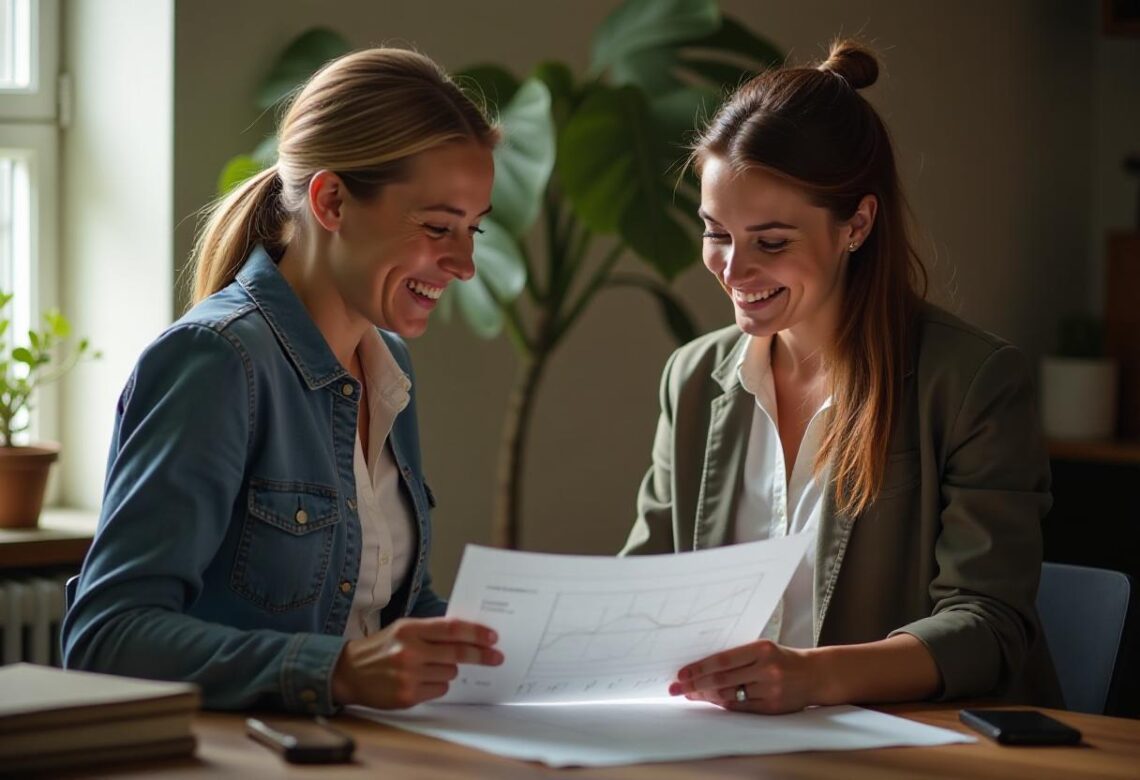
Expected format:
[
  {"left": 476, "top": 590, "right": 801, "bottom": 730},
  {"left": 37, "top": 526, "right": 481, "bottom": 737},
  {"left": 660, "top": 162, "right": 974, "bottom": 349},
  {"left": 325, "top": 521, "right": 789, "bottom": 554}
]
[{"left": 0, "top": 292, "right": 98, "bottom": 528}]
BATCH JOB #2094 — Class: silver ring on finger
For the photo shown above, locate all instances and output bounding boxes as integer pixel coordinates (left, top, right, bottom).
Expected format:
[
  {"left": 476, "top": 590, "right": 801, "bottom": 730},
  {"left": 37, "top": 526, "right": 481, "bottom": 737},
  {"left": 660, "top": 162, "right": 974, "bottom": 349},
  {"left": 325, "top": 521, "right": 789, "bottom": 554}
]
[{"left": 735, "top": 684, "right": 748, "bottom": 703}]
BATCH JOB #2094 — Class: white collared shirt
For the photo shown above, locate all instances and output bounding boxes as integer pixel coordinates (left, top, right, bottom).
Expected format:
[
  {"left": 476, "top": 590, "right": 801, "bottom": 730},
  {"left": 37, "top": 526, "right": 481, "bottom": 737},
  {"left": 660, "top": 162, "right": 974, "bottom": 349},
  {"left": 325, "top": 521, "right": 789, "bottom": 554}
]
[
  {"left": 344, "top": 329, "right": 416, "bottom": 639},
  {"left": 733, "top": 336, "right": 832, "bottom": 648}
]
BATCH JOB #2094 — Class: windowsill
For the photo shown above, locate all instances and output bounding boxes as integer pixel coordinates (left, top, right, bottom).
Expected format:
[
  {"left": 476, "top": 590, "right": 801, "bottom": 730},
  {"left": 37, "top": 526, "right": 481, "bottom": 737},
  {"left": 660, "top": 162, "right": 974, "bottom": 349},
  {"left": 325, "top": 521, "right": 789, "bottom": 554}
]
[{"left": 0, "top": 506, "right": 99, "bottom": 571}]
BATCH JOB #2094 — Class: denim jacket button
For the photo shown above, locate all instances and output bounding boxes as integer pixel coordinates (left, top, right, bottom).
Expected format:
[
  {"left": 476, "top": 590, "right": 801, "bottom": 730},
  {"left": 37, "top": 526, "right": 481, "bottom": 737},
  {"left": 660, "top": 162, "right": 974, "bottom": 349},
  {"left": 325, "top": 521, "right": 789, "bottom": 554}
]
[
  {"left": 295, "top": 509, "right": 309, "bottom": 525},
  {"left": 341, "top": 383, "right": 354, "bottom": 397},
  {"left": 300, "top": 688, "right": 317, "bottom": 703},
  {"left": 339, "top": 580, "right": 352, "bottom": 594}
]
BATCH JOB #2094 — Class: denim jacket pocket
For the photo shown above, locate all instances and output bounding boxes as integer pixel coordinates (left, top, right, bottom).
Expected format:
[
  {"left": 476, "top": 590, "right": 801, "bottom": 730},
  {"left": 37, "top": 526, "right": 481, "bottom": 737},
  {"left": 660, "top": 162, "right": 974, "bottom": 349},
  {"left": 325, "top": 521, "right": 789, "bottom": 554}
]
[{"left": 230, "top": 479, "right": 340, "bottom": 612}]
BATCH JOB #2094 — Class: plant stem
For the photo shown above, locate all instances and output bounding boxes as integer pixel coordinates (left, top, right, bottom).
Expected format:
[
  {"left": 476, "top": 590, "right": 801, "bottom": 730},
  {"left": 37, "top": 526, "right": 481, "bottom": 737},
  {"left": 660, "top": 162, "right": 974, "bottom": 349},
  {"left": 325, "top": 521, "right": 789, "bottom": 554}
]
[
  {"left": 495, "top": 295, "right": 533, "bottom": 356},
  {"left": 552, "top": 242, "right": 624, "bottom": 346},
  {"left": 490, "top": 241, "right": 622, "bottom": 549},
  {"left": 544, "top": 188, "right": 564, "bottom": 300},
  {"left": 552, "top": 218, "right": 589, "bottom": 305},
  {"left": 519, "top": 241, "right": 544, "bottom": 304},
  {"left": 492, "top": 325, "right": 551, "bottom": 549}
]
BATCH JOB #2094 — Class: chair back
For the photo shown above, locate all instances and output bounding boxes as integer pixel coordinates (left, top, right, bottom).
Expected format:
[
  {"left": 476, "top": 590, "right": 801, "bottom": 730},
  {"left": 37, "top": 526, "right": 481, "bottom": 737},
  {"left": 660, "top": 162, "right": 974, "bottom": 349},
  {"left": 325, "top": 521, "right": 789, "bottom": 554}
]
[
  {"left": 65, "top": 574, "right": 79, "bottom": 612},
  {"left": 1037, "top": 562, "right": 1132, "bottom": 714}
]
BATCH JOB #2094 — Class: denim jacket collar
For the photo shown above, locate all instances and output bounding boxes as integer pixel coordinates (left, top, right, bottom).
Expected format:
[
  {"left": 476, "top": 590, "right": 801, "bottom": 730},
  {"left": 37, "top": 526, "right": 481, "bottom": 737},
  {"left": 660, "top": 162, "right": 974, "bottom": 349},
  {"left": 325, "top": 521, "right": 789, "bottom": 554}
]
[{"left": 237, "top": 245, "right": 349, "bottom": 390}]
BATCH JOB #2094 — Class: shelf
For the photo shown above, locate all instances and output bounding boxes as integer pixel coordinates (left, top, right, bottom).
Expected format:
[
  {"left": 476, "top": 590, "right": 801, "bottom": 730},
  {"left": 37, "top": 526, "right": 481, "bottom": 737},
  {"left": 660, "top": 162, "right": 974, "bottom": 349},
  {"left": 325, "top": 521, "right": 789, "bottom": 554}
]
[
  {"left": 1047, "top": 439, "right": 1140, "bottom": 466},
  {"left": 0, "top": 507, "right": 99, "bottom": 571}
]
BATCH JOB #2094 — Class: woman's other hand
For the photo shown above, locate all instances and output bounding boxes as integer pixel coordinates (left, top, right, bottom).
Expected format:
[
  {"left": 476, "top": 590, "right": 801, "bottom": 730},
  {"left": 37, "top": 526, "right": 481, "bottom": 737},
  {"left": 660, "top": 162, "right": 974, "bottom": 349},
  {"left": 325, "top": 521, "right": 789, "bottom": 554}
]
[
  {"left": 669, "top": 639, "right": 825, "bottom": 714},
  {"left": 331, "top": 617, "right": 503, "bottom": 709},
  {"left": 669, "top": 633, "right": 940, "bottom": 713}
]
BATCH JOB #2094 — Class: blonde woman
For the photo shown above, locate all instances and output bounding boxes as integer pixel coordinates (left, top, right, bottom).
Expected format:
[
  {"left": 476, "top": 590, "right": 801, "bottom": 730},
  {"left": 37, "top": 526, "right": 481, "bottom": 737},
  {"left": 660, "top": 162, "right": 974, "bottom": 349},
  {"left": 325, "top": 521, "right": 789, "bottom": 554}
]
[
  {"left": 625, "top": 41, "right": 1062, "bottom": 712},
  {"left": 63, "top": 49, "right": 502, "bottom": 714}
]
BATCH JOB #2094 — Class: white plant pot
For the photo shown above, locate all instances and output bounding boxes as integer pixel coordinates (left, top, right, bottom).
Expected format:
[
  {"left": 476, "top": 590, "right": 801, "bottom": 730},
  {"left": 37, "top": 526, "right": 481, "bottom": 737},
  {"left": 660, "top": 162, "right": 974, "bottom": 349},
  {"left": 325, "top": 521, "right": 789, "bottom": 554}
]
[{"left": 1040, "top": 357, "right": 1118, "bottom": 440}]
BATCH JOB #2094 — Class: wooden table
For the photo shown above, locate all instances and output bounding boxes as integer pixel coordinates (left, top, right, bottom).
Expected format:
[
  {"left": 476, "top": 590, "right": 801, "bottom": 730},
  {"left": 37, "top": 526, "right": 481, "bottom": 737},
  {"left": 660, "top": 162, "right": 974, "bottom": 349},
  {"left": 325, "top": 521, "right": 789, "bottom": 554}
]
[{"left": 65, "top": 703, "right": 1140, "bottom": 779}]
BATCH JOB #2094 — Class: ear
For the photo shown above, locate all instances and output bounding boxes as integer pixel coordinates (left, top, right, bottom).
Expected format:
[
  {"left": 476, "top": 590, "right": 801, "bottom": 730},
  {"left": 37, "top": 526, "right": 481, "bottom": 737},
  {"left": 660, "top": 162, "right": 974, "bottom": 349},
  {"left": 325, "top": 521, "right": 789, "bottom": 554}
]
[
  {"left": 845, "top": 194, "right": 878, "bottom": 249},
  {"left": 308, "top": 170, "right": 346, "bottom": 232}
]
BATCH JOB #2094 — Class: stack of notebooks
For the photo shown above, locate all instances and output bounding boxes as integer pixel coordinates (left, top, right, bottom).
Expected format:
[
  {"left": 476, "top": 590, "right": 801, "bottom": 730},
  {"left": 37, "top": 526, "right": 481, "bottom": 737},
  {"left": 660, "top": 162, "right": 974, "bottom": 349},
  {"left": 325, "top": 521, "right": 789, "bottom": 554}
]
[{"left": 0, "top": 663, "right": 200, "bottom": 774}]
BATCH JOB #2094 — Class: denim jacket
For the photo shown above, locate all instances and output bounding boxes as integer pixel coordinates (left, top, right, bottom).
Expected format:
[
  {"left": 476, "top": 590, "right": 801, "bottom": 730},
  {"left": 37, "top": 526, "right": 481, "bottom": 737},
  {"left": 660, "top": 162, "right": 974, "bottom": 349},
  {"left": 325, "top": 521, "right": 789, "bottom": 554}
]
[{"left": 62, "top": 247, "right": 446, "bottom": 715}]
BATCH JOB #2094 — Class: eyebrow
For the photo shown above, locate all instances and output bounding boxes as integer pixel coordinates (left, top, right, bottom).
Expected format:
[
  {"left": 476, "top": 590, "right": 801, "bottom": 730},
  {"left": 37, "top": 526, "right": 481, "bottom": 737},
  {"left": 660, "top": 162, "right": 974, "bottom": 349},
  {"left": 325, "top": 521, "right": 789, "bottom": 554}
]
[
  {"left": 698, "top": 209, "right": 796, "bottom": 231},
  {"left": 420, "top": 204, "right": 494, "bottom": 218}
]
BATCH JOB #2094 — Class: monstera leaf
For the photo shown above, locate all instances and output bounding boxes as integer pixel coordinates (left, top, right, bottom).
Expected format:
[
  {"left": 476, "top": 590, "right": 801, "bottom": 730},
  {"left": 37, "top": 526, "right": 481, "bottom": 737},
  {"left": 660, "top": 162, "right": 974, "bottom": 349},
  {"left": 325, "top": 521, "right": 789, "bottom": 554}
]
[
  {"left": 558, "top": 85, "right": 695, "bottom": 279},
  {"left": 256, "top": 28, "right": 351, "bottom": 109},
  {"left": 590, "top": 0, "right": 720, "bottom": 75},
  {"left": 452, "top": 218, "right": 527, "bottom": 338},
  {"left": 486, "top": 79, "right": 556, "bottom": 238}
]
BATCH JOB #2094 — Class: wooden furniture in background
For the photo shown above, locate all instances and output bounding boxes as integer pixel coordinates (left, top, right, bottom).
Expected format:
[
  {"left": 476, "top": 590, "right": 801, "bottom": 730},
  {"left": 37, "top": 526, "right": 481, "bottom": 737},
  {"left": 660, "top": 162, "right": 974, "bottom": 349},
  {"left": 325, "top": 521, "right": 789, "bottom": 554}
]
[
  {"left": 1106, "top": 231, "right": 1140, "bottom": 439},
  {"left": 1048, "top": 438, "right": 1140, "bottom": 466},
  {"left": 1104, "top": 0, "right": 1140, "bottom": 37},
  {"left": 68, "top": 703, "right": 1140, "bottom": 779}
]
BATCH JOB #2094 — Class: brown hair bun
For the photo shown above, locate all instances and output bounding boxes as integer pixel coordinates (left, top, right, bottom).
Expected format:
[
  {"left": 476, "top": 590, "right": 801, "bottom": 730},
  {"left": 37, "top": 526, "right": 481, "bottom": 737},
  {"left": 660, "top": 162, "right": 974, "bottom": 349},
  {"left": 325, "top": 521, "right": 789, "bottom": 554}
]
[{"left": 817, "top": 40, "right": 879, "bottom": 90}]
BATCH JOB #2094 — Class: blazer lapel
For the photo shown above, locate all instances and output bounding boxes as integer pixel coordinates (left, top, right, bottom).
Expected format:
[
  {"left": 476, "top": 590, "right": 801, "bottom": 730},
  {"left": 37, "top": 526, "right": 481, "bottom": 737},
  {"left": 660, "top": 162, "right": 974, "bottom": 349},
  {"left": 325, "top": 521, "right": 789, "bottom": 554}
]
[
  {"left": 813, "top": 482, "right": 856, "bottom": 645},
  {"left": 693, "top": 337, "right": 753, "bottom": 550}
]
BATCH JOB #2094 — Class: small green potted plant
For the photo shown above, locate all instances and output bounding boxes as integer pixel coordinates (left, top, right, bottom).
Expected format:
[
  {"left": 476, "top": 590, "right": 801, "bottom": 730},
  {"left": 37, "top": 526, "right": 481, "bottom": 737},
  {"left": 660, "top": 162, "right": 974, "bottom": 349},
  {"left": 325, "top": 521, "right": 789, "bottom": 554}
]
[
  {"left": 1040, "top": 315, "right": 1118, "bottom": 440},
  {"left": 0, "top": 292, "right": 99, "bottom": 528}
]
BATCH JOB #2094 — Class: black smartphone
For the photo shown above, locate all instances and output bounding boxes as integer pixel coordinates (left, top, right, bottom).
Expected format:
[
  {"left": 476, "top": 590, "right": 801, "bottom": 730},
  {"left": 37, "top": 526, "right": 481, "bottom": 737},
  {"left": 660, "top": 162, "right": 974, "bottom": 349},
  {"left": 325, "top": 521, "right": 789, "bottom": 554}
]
[
  {"left": 245, "top": 716, "right": 356, "bottom": 764},
  {"left": 959, "top": 708, "right": 1082, "bottom": 746}
]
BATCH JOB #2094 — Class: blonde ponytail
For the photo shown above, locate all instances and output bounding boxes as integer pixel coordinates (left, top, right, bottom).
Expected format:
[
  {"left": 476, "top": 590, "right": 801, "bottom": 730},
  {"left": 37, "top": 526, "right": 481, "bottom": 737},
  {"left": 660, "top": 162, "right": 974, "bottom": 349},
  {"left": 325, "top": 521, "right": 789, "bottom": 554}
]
[{"left": 192, "top": 166, "right": 285, "bottom": 303}]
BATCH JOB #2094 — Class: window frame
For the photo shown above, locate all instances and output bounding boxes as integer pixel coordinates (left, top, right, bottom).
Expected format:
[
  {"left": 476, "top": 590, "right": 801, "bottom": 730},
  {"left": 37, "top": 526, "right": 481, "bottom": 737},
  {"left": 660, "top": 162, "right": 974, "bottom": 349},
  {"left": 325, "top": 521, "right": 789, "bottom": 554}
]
[
  {"left": 1, "top": 0, "right": 61, "bottom": 447},
  {"left": 0, "top": 0, "right": 58, "bottom": 121}
]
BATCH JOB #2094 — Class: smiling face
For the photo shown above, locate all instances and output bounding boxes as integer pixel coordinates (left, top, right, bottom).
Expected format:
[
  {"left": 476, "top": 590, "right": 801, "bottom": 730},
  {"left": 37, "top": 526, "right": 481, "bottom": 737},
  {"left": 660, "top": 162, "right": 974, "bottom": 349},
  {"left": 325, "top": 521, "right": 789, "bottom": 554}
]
[
  {"left": 325, "top": 140, "right": 495, "bottom": 338},
  {"left": 699, "top": 155, "right": 868, "bottom": 346}
]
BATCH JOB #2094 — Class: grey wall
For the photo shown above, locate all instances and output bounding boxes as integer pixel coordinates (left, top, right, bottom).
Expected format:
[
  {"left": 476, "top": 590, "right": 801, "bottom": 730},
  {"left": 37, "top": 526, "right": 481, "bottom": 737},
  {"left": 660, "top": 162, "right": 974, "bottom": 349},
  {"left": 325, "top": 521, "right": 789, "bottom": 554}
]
[{"left": 167, "top": 0, "right": 1134, "bottom": 594}]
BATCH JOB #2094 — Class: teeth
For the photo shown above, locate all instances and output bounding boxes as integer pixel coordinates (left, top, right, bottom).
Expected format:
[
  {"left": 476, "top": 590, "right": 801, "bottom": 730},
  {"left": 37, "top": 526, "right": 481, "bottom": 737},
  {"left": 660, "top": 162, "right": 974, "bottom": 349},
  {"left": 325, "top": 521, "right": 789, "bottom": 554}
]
[
  {"left": 407, "top": 280, "right": 443, "bottom": 300},
  {"left": 735, "top": 287, "right": 783, "bottom": 303}
]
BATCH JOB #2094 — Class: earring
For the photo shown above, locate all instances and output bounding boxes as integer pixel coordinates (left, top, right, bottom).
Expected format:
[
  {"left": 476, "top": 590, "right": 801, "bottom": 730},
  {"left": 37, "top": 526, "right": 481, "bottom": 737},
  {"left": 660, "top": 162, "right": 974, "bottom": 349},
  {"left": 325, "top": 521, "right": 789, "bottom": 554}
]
[{"left": 848, "top": 242, "right": 859, "bottom": 252}]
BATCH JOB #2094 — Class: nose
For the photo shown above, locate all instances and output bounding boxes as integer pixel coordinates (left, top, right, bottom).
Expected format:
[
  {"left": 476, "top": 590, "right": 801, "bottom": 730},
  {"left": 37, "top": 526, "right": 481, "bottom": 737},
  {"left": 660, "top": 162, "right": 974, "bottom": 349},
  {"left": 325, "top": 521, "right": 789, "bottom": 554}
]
[
  {"left": 705, "top": 242, "right": 739, "bottom": 285},
  {"left": 723, "top": 245, "right": 760, "bottom": 289},
  {"left": 440, "top": 238, "right": 476, "bottom": 282}
]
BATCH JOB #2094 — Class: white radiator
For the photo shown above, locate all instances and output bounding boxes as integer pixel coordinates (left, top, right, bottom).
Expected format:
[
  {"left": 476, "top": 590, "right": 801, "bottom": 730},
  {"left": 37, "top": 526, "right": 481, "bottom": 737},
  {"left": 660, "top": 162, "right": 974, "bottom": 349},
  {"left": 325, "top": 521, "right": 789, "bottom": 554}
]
[{"left": 0, "top": 575, "right": 69, "bottom": 666}]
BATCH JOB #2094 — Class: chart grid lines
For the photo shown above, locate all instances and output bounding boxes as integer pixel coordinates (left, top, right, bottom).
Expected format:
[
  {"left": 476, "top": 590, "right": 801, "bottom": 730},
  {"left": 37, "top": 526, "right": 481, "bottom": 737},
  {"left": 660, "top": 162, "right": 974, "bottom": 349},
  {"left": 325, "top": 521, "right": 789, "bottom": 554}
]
[{"left": 523, "top": 575, "right": 764, "bottom": 683}]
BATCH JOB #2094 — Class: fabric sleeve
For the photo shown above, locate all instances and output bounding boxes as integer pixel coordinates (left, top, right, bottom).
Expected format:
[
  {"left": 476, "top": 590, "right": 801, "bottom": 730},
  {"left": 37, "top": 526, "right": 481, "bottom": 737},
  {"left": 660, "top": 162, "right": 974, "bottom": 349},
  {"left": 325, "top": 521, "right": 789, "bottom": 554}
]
[
  {"left": 890, "top": 345, "right": 1051, "bottom": 699},
  {"left": 62, "top": 324, "right": 347, "bottom": 714}
]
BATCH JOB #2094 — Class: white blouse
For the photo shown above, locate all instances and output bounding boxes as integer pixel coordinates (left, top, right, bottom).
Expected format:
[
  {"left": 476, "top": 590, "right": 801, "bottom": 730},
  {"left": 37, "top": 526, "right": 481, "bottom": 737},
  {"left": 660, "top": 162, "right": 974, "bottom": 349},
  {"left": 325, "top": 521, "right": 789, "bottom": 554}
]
[
  {"left": 343, "top": 329, "right": 416, "bottom": 639},
  {"left": 733, "top": 335, "right": 832, "bottom": 648}
]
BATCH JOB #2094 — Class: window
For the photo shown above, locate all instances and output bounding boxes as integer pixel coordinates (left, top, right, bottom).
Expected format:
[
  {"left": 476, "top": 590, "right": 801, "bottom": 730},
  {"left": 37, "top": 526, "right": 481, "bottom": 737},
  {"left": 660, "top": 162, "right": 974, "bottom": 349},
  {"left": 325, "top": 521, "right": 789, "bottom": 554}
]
[
  {"left": 0, "top": 0, "right": 32, "bottom": 93},
  {"left": 0, "top": 0, "right": 59, "bottom": 445}
]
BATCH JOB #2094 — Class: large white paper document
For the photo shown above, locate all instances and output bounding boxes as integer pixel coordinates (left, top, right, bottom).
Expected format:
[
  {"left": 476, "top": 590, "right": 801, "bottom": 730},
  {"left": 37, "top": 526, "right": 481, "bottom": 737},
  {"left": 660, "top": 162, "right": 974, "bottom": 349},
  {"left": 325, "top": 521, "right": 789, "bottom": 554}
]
[
  {"left": 353, "top": 699, "right": 975, "bottom": 767},
  {"left": 440, "top": 535, "right": 810, "bottom": 704}
]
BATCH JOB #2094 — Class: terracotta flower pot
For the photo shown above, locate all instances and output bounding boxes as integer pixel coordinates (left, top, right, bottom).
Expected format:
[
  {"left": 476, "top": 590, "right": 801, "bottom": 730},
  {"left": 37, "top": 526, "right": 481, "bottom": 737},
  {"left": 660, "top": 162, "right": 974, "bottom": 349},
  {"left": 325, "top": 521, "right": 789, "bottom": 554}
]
[{"left": 0, "top": 443, "right": 60, "bottom": 528}]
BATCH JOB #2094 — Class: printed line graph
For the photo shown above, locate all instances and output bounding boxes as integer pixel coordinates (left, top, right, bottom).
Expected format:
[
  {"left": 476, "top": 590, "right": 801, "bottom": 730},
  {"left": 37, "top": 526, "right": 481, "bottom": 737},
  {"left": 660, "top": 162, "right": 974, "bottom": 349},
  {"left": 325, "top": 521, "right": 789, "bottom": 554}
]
[
  {"left": 444, "top": 538, "right": 808, "bottom": 703},
  {"left": 524, "top": 575, "right": 762, "bottom": 680}
]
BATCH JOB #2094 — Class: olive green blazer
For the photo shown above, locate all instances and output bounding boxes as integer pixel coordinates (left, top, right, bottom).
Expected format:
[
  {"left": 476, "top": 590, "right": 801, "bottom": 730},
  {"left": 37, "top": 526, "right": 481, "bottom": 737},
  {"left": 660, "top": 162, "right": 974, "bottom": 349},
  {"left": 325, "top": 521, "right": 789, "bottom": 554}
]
[{"left": 622, "top": 303, "right": 1062, "bottom": 706}]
